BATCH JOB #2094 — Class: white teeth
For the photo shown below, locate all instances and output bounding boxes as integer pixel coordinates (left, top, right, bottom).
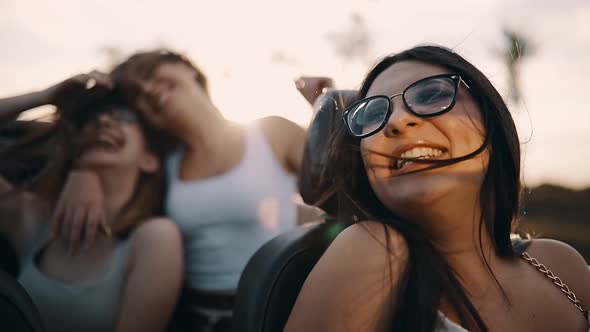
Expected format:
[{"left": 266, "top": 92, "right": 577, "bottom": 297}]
[
  {"left": 400, "top": 147, "right": 443, "bottom": 158},
  {"left": 396, "top": 147, "right": 444, "bottom": 169},
  {"left": 87, "top": 141, "right": 118, "bottom": 152}
]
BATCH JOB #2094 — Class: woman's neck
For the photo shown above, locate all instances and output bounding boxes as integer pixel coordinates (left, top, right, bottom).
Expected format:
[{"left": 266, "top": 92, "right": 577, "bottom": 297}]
[
  {"left": 412, "top": 190, "right": 503, "bottom": 294},
  {"left": 179, "top": 113, "right": 239, "bottom": 154},
  {"left": 95, "top": 167, "right": 140, "bottom": 227},
  {"left": 173, "top": 103, "right": 231, "bottom": 153}
]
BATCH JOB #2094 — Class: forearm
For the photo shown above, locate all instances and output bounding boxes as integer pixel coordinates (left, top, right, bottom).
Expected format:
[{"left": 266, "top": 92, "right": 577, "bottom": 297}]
[
  {"left": 0, "top": 91, "right": 50, "bottom": 123},
  {"left": 0, "top": 189, "right": 46, "bottom": 258}
]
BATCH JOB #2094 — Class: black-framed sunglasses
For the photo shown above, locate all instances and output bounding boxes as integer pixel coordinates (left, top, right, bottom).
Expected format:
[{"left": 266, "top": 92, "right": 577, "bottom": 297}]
[
  {"left": 343, "top": 73, "right": 470, "bottom": 138},
  {"left": 78, "top": 106, "right": 139, "bottom": 127}
]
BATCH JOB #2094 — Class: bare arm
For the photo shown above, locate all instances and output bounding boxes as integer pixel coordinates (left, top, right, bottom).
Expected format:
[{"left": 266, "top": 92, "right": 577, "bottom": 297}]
[
  {"left": 0, "top": 189, "right": 49, "bottom": 258},
  {"left": 0, "top": 91, "right": 50, "bottom": 123},
  {"left": 115, "top": 218, "right": 183, "bottom": 332},
  {"left": 0, "top": 71, "right": 112, "bottom": 124},
  {"left": 258, "top": 116, "right": 306, "bottom": 176},
  {"left": 51, "top": 169, "right": 109, "bottom": 254},
  {"left": 294, "top": 76, "right": 334, "bottom": 106},
  {"left": 259, "top": 76, "right": 334, "bottom": 177},
  {"left": 284, "top": 221, "right": 409, "bottom": 332}
]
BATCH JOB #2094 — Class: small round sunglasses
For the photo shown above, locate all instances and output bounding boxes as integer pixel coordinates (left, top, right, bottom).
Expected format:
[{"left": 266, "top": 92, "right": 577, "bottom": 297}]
[
  {"left": 343, "top": 73, "right": 470, "bottom": 138},
  {"left": 78, "top": 106, "right": 139, "bottom": 126}
]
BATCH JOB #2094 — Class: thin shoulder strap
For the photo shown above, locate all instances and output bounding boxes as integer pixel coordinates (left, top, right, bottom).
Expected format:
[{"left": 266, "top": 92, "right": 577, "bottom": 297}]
[{"left": 520, "top": 252, "right": 585, "bottom": 314}]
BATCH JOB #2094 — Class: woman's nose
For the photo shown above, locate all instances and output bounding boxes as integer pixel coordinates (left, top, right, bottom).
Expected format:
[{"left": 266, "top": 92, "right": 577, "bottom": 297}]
[
  {"left": 95, "top": 112, "right": 115, "bottom": 126},
  {"left": 383, "top": 96, "right": 422, "bottom": 137}
]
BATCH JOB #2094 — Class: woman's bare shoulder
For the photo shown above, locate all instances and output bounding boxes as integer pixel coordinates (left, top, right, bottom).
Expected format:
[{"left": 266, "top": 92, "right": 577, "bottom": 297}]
[
  {"left": 311, "top": 221, "right": 409, "bottom": 275},
  {"left": 527, "top": 238, "right": 590, "bottom": 310},
  {"left": 128, "top": 217, "right": 182, "bottom": 261},
  {"left": 284, "top": 221, "right": 408, "bottom": 332}
]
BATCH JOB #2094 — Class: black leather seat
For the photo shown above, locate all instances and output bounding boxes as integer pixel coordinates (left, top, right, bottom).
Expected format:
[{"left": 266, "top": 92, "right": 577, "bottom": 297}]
[
  {"left": 232, "top": 222, "right": 346, "bottom": 332},
  {"left": 232, "top": 90, "right": 358, "bottom": 332},
  {"left": 0, "top": 270, "right": 45, "bottom": 331},
  {"left": 298, "top": 90, "right": 358, "bottom": 214},
  {"left": 0, "top": 236, "right": 19, "bottom": 277}
]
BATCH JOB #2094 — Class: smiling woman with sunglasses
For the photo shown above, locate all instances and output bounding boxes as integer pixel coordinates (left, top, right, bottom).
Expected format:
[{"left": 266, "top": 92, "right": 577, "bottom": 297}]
[
  {"left": 0, "top": 88, "right": 183, "bottom": 332},
  {"left": 285, "top": 45, "right": 590, "bottom": 332}
]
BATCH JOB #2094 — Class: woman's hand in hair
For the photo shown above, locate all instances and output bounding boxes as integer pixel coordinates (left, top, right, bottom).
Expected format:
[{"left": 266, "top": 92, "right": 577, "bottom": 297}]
[
  {"left": 51, "top": 169, "right": 110, "bottom": 254},
  {"left": 41, "top": 70, "right": 113, "bottom": 106},
  {"left": 294, "top": 76, "right": 334, "bottom": 106},
  {"left": 0, "top": 70, "right": 112, "bottom": 124}
]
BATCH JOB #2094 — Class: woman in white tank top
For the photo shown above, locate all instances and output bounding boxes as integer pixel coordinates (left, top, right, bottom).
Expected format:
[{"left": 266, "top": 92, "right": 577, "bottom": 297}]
[
  {"left": 49, "top": 50, "right": 324, "bottom": 331},
  {"left": 0, "top": 85, "right": 183, "bottom": 332},
  {"left": 285, "top": 46, "right": 590, "bottom": 331}
]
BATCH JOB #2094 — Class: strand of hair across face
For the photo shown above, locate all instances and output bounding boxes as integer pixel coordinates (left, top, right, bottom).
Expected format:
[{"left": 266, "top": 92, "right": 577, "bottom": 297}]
[{"left": 359, "top": 134, "right": 490, "bottom": 179}]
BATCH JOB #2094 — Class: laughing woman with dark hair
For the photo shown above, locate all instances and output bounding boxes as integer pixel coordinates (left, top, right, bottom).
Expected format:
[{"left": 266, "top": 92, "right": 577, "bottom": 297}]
[
  {"left": 0, "top": 85, "right": 183, "bottom": 332},
  {"left": 285, "top": 46, "right": 589, "bottom": 331}
]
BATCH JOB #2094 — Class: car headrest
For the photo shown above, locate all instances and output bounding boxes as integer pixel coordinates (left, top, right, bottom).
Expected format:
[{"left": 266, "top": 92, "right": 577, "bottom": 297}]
[
  {"left": 0, "top": 237, "right": 19, "bottom": 277},
  {"left": 233, "top": 222, "right": 346, "bottom": 332},
  {"left": 298, "top": 90, "right": 358, "bottom": 216}
]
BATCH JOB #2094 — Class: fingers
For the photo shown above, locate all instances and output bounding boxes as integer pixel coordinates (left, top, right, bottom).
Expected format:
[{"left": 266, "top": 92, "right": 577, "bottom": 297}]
[
  {"left": 50, "top": 202, "right": 65, "bottom": 240},
  {"left": 83, "top": 208, "right": 111, "bottom": 249},
  {"left": 60, "top": 204, "right": 76, "bottom": 243},
  {"left": 99, "top": 215, "right": 112, "bottom": 238},
  {"left": 318, "top": 78, "right": 334, "bottom": 93},
  {"left": 295, "top": 76, "right": 335, "bottom": 105},
  {"left": 67, "top": 73, "right": 91, "bottom": 85},
  {"left": 294, "top": 77, "right": 306, "bottom": 90},
  {"left": 88, "top": 70, "right": 114, "bottom": 90},
  {"left": 68, "top": 207, "right": 87, "bottom": 255},
  {"left": 295, "top": 76, "right": 334, "bottom": 90},
  {"left": 66, "top": 71, "right": 113, "bottom": 91},
  {"left": 83, "top": 209, "right": 99, "bottom": 250},
  {"left": 52, "top": 203, "right": 110, "bottom": 254}
]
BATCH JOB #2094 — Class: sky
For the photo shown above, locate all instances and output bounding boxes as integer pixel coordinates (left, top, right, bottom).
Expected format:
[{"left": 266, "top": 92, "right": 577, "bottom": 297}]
[{"left": 1, "top": 0, "right": 589, "bottom": 188}]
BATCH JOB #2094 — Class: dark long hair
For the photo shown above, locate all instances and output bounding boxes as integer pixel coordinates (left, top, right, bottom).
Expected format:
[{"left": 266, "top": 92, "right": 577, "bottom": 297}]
[
  {"left": 110, "top": 49, "right": 210, "bottom": 97},
  {"left": 1, "top": 88, "right": 170, "bottom": 235},
  {"left": 321, "top": 45, "right": 521, "bottom": 331}
]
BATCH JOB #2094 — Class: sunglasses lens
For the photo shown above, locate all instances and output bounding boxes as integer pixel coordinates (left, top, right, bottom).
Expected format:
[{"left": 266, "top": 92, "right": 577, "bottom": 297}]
[
  {"left": 347, "top": 97, "right": 390, "bottom": 137},
  {"left": 404, "top": 77, "right": 456, "bottom": 115},
  {"left": 80, "top": 107, "right": 139, "bottom": 126},
  {"left": 111, "top": 108, "right": 139, "bottom": 123}
]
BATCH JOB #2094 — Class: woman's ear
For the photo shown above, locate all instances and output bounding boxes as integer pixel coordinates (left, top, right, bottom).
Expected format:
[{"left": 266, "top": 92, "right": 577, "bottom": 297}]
[{"left": 139, "top": 152, "right": 160, "bottom": 174}]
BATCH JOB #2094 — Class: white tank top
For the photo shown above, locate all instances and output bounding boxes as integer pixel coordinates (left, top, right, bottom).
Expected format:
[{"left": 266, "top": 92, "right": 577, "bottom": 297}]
[{"left": 165, "top": 124, "right": 297, "bottom": 291}]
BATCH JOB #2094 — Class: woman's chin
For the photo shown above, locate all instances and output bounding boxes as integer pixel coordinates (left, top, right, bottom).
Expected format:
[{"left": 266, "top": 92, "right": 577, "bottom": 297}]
[
  {"left": 378, "top": 175, "right": 455, "bottom": 210},
  {"left": 77, "top": 154, "right": 118, "bottom": 169}
]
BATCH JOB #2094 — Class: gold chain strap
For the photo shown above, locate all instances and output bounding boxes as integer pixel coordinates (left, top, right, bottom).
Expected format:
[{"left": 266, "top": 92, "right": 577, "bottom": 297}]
[{"left": 520, "top": 252, "right": 584, "bottom": 313}]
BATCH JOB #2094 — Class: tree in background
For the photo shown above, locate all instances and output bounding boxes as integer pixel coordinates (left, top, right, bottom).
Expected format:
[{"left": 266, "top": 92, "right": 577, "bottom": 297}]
[
  {"left": 326, "top": 13, "right": 373, "bottom": 64},
  {"left": 500, "top": 29, "right": 534, "bottom": 103}
]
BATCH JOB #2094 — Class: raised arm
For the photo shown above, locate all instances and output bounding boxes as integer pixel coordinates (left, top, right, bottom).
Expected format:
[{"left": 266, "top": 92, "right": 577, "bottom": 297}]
[
  {"left": 0, "top": 91, "right": 51, "bottom": 123},
  {"left": 0, "top": 188, "right": 49, "bottom": 259},
  {"left": 294, "top": 76, "right": 334, "bottom": 107},
  {"left": 51, "top": 169, "right": 109, "bottom": 254},
  {"left": 258, "top": 116, "right": 306, "bottom": 176},
  {"left": 0, "top": 71, "right": 113, "bottom": 124}
]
